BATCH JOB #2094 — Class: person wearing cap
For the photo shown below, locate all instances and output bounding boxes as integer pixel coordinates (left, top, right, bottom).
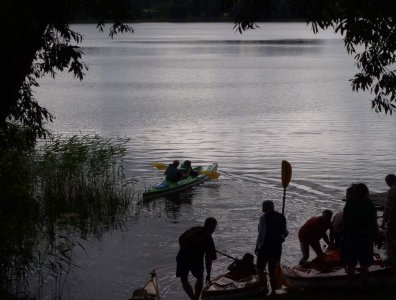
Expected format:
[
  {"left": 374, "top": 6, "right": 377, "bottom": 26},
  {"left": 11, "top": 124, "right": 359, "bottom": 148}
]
[
  {"left": 164, "top": 160, "right": 181, "bottom": 182},
  {"left": 298, "top": 209, "right": 333, "bottom": 264},
  {"left": 255, "top": 200, "right": 288, "bottom": 295}
]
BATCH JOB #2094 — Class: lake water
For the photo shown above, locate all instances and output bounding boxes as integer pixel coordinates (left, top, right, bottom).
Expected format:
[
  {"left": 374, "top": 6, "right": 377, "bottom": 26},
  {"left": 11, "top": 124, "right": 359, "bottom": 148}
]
[{"left": 36, "top": 23, "right": 396, "bottom": 299}]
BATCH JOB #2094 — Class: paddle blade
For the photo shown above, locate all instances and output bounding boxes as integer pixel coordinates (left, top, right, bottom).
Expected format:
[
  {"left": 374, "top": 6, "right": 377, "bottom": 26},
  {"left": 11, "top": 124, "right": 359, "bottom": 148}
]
[
  {"left": 201, "top": 170, "right": 220, "bottom": 180},
  {"left": 274, "top": 264, "right": 292, "bottom": 289},
  {"left": 281, "top": 160, "right": 292, "bottom": 189},
  {"left": 152, "top": 162, "right": 168, "bottom": 170}
]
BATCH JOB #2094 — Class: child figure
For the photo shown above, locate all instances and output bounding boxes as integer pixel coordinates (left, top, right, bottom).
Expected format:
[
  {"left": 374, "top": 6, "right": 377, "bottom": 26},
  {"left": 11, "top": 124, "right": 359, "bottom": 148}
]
[{"left": 227, "top": 253, "right": 257, "bottom": 280}]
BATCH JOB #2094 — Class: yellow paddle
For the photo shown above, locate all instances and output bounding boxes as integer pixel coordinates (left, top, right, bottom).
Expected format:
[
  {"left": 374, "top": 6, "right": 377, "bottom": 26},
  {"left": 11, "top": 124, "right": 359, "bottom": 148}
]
[
  {"left": 151, "top": 162, "right": 168, "bottom": 170},
  {"left": 151, "top": 162, "right": 220, "bottom": 179},
  {"left": 281, "top": 160, "right": 292, "bottom": 215},
  {"left": 275, "top": 160, "right": 293, "bottom": 289}
]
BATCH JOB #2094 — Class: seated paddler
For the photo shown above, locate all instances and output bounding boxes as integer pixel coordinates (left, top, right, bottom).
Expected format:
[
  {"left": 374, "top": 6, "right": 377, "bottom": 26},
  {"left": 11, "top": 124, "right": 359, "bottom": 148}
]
[
  {"left": 164, "top": 160, "right": 180, "bottom": 182},
  {"left": 180, "top": 160, "right": 199, "bottom": 178}
]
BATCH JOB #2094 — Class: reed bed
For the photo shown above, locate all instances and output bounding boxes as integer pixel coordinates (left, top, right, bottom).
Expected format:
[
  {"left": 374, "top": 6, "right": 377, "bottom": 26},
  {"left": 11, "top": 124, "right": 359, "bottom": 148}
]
[{"left": 0, "top": 131, "right": 134, "bottom": 299}]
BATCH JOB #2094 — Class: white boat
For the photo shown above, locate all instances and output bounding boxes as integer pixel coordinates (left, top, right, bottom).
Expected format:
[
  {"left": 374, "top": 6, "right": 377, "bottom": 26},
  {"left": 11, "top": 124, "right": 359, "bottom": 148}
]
[
  {"left": 201, "top": 273, "right": 265, "bottom": 300},
  {"left": 130, "top": 270, "right": 159, "bottom": 300},
  {"left": 283, "top": 250, "right": 393, "bottom": 289}
]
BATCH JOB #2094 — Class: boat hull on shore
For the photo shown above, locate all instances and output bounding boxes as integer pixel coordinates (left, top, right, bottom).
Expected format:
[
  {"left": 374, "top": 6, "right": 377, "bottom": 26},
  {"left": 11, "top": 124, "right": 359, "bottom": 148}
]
[
  {"left": 202, "top": 273, "right": 265, "bottom": 300},
  {"left": 283, "top": 251, "right": 394, "bottom": 289},
  {"left": 130, "top": 270, "right": 159, "bottom": 300}
]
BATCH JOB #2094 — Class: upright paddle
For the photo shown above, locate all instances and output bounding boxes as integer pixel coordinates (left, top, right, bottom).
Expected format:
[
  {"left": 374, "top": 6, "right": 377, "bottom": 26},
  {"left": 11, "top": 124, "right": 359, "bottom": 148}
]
[
  {"left": 281, "top": 160, "right": 292, "bottom": 215},
  {"left": 275, "top": 160, "right": 293, "bottom": 289},
  {"left": 151, "top": 162, "right": 220, "bottom": 179}
]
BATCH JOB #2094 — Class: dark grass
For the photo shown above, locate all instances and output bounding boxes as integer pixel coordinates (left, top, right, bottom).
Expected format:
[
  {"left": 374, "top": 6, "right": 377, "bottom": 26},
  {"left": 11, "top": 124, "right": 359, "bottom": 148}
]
[{"left": 1, "top": 131, "right": 134, "bottom": 299}]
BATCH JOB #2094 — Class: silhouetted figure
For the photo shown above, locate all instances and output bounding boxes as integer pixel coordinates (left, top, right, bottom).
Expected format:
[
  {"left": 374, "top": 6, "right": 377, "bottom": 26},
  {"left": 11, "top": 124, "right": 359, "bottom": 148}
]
[
  {"left": 343, "top": 183, "right": 379, "bottom": 287},
  {"left": 256, "top": 200, "right": 288, "bottom": 295},
  {"left": 382, "top": 174, "right": 396, "bottom": 266},
  {"left": 176, "top": 217, "right": 217, "bottom": 300}
]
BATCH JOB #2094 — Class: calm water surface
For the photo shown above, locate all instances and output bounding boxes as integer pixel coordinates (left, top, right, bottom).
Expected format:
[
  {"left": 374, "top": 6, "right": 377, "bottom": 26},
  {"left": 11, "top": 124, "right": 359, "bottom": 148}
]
[{"left": 36, "top": 23, "right": 396, "bottom": 299}]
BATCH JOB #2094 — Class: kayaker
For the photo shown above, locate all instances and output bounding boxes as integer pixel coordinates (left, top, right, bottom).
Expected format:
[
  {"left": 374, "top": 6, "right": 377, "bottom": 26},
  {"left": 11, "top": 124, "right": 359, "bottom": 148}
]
[
  {"left": 180, "top": 160, "right": 199, "bottom": 179},
  {"left": 382, "top": 174, "right": 396, "bottom": 266},
  {"left": 164, "top": 160, "right": 180, "bottom": 182},
  {"left": 255, "top": 200, "right": 288, "bottom": 296},
  {"left": 298, "top": 209, "right": 333, "bottom": 265},
  {"left": 176, "top": 217, "right": 217, "bottom": 300}
]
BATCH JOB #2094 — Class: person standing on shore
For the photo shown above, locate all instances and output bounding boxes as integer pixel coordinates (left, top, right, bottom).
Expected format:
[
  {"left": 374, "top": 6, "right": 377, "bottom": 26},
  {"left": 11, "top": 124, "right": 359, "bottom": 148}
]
[
  {"left": 176, "top": 217, "right": 217, "bottom": 300},
  {"left": 255, "top": 200, "right": 288, "bottom": 295},
  {"left": 343, "top": 183, "right": 379, "bottom": 286},
  {"left": 382, "top": 174, "right": 396, "bottom": 265}
]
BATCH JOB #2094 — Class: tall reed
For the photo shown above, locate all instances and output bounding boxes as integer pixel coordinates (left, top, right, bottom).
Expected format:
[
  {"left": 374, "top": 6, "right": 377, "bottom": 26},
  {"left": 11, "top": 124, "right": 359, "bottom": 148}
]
[{"left": 0, "top": 130, "right": 134, "bottom": 299}]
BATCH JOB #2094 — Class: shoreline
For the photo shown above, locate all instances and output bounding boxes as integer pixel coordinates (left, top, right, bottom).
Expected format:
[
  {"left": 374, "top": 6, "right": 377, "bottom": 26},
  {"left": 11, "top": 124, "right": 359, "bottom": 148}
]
[
  {"left": 69, "top": 18, "right": 306, "bottom": 25},
  {"left": 251, "top": 286, "right": 396, "bottom": 300}
]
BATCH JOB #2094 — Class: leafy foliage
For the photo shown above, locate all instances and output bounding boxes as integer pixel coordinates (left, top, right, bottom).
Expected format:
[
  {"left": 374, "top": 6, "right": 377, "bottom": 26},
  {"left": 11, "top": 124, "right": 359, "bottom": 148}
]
[
  {"left": 1, "top": 0, "right": 133, "bottom": 142},
  {"left": 231, "top": 0, "right": 273, "bottom": 33}
]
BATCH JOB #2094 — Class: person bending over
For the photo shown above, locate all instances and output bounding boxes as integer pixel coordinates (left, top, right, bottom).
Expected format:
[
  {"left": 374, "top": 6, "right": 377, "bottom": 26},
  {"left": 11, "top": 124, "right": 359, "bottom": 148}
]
[
  {"left": 298, "top": 209, "right": 333, "bottom": 264},
  {"left": 176, "top": 217, "right": 217, "bottom": 300}
]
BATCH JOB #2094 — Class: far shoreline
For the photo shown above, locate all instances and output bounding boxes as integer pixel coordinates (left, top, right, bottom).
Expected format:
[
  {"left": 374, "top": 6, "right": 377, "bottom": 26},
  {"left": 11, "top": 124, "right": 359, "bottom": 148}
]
[{"left": 70, "top": 18, "right": 307, "bottom": 25}]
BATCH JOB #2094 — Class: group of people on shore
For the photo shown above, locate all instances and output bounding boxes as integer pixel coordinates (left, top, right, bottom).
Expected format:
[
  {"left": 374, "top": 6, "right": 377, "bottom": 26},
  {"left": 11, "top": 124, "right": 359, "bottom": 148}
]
[
  {"left": 298, "top": 183, "right": 379, "bottom": 282},
  {"left": 175, "top": 174, "right": 396, "bottom": 300},
  {"left": 299, "top": 175, "right": 396, "bottom": 275}
]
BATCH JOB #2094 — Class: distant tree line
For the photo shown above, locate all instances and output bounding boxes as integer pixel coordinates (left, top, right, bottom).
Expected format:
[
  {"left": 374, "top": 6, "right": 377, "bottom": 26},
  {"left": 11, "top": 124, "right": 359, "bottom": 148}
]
[{"left": 70, "top": 0, "right": 303, "bottom": 22}]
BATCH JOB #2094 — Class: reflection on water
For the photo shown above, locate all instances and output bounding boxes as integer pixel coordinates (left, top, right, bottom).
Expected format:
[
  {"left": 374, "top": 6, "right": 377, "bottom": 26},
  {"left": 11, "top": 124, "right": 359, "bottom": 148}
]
[
  {"left": 140, "top": 191, "right": 194, "bottom": 221},
  {"left": 162, "top": 192, "right": 194, "bottom": 220},
  {"left": 34, "top": 23, "right": 396, "bottom": 299}
]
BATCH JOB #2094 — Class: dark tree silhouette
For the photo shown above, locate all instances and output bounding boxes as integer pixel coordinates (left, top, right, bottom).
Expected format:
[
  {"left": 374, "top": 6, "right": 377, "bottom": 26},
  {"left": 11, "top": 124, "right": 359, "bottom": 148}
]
[
  {"left": 233, "top": 0, "right": 396, "bottom": 114},
  {"left": 1, "top": 0, "right": 133, "bottom": 141}
]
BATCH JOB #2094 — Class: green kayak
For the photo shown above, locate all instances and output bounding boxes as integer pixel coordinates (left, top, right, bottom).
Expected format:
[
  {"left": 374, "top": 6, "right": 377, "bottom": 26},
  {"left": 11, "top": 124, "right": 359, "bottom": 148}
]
[{"left": 143, "top": 162, "right": 218, "bottom": 200}]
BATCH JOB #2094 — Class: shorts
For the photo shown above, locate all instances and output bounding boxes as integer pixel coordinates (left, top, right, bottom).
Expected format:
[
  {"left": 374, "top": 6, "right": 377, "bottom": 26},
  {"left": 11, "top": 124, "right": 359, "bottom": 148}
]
[
  {"left": 176, "top": 255, "right": 204, "bottom": 279},
  {"left": 344, "top": 234, "right": 373, "bottom": 267}
]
